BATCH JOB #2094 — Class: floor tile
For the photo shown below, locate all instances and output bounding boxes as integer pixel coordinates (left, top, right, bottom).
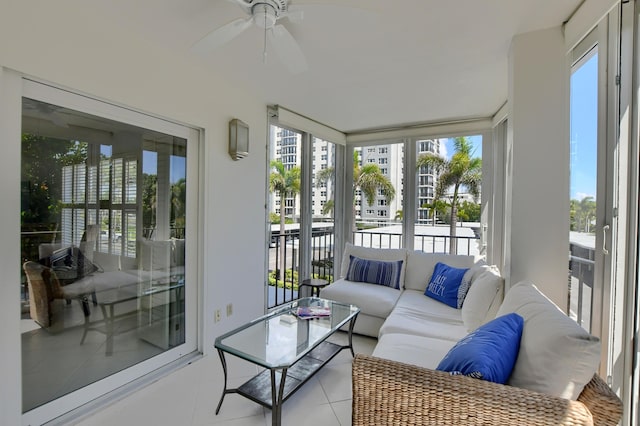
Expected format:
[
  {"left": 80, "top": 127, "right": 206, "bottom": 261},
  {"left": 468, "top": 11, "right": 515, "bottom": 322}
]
[
  {"left": 73, "top": 331, "right": 377, "bottom": 426},
  {"left": 317, "top": 361, "right": 353, "bottom": 403},
  {"left": 330, "top": 400, "right": 352, "bottom": 426},
  {"left": 266, "top": 402, "right": 340, "bottom": 426}
]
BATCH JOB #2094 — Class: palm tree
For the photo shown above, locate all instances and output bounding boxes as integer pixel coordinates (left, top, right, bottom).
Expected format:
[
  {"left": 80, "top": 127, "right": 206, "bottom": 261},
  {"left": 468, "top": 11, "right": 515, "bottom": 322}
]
[
  {"left": 316, "top": 150, "right": 395, "bottom": 231},
  {"left": 352, "top": 150, "right": 395, "bottom": 229},
  {"left": 269, "top": 160, "right": 301, "bottom": 281},
  {"left": 417, "top": 137, "right": 481, "bottom": 253},
  {"left": 315, "top": 167, "right": 335, "bottom": 218}
]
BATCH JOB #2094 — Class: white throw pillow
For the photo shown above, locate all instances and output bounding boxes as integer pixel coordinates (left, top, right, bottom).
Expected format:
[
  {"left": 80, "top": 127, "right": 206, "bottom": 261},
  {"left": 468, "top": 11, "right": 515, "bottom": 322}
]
[
  {"left": 496, "top": 281, "right": 600, "bottom": 400},
  {"left": 340, "top": 243, "right": 408, "bottom": 284},
  {"left": 461, "top": 266, "right": 503, "bottom": 331}
]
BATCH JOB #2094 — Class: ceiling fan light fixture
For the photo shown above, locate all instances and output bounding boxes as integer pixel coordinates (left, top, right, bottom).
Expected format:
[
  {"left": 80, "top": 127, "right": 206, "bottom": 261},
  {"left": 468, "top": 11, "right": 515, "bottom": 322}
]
[{"left": 253, "top": 3, "right": 277, "bottom": 29}]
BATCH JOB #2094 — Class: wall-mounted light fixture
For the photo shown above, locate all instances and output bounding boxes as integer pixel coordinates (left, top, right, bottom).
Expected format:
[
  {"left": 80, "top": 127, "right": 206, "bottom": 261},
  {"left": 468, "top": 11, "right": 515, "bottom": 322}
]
[{"left": 229, "top": 118, "right": 249, "bottom": 160}]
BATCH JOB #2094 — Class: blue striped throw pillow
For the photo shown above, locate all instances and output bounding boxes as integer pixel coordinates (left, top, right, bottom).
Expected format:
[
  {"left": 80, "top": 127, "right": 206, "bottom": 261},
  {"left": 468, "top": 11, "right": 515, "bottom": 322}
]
[{"left": 346, "top": 255, "right": 403, "bottom": 289}]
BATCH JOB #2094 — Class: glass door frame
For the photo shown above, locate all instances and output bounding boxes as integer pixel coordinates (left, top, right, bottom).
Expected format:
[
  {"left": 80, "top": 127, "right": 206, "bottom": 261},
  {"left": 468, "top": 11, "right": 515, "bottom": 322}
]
[
  {"left": 265, "top": 113, "right": 346, "bottom": 310},
  {"left": 569, "top": 5, "right": 637, "bottom": 424},
  {"left": 19, "top": 79, "right": 201, "bottom": 425}
]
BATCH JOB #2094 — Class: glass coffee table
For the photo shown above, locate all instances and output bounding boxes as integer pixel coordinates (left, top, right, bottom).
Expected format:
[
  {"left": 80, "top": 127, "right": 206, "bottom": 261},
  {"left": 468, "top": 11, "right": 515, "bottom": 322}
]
[{"left": 214, "top": 297, "right": 359, "bottom": 426}]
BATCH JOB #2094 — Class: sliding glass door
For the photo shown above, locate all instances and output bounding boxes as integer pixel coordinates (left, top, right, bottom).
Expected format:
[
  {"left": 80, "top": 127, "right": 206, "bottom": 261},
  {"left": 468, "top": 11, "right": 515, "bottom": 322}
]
[
  {"left": 20, "top": 81, "right": 198, "bottom": 424},
  {"left": 266, "top": 123, "right": 341, "bottom": 308}
]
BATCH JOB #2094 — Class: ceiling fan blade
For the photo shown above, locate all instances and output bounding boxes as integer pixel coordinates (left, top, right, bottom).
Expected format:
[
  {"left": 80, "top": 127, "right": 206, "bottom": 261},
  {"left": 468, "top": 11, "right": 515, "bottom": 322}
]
[
  {"left": 268, "top": 24, "right": 308, "bottom": 74},
  {"left": 284, "top": 6, "right": 304, "bottom": 23},
  {"left": 192, "top": 17, "right": 253, "bottom": 53}
]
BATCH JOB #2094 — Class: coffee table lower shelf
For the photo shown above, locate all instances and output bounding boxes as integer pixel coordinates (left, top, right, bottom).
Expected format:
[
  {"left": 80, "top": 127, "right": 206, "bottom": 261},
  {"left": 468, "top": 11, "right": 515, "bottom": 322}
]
[{"left": 236, "top": 340, "right": 343, "bottom": 408}]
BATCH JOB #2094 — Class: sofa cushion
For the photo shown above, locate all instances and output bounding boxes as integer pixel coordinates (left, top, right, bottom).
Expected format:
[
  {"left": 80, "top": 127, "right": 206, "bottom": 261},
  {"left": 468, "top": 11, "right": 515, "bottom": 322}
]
[
  {"left": 340, "top": 243, "right": 408, "bottom": 286},
  {"left": 320, "top": 279, "right": 402, "bottom": 318},
  {"left": 379, "top": 290, "right": 468, "bottom": 342},
  {"left": 461, "top": 266, "right": 504, "bottom": 331},
  {"left": 424, "top": 262, "right": 470, "bottom": 308},
  {"left": 497, "top": 281, "right": 601, "bottom": 400},
  {"left": 345, "top": 255, "right": 403, "bottom": 289},
  {"left": 404, "top": 252, "right": 474, "bottom": 291},
  {"left": 436, "top": 313, "right": 524, "bottom": 384},
  {"left": 372, "top": 332, "right": 456, "bottom": 370}
]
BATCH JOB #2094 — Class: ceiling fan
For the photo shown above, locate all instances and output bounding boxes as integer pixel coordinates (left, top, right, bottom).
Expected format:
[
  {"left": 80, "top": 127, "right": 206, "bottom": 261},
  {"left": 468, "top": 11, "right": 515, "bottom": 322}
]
[{"left": 192, "top": 0, "right": 308, "bottom": 74}]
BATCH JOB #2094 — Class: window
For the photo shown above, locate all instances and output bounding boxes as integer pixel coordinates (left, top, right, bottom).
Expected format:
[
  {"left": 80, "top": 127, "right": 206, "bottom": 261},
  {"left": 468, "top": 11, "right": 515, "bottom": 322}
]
[
  {"left": 351, "top": 142, "right": 403, "bottom": 248},
  {"left": 20, "top": 89, "right": 195, "bottom": 421},
  {"left": 349, "top": 136, "right": 482, "bottom": 254},
  {"left": 367, "top": 158, "right": 376, "bottom": 163},
  {"left": 268, "top": 121, "right": 340, "bottom": 309},
  {"left": 414, "top": 135, "right": 482, "bottom": 251}
]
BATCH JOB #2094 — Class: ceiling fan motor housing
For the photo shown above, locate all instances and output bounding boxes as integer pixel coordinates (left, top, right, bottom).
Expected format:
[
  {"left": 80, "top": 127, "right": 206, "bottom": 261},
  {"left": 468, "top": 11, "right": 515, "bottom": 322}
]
[{"left": 250, "top": 0, "right": 288, "bottom": 28}]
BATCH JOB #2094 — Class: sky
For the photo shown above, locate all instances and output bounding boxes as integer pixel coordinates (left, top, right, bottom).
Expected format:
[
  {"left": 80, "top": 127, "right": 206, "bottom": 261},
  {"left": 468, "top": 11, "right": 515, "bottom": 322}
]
[
  {"left": 570, "top": 52, "right": 598, "bottom": 202},
  {"left": 441, "top": 135, "right": 482, "bottom": 160},
  {"left": 143, "top": 150, "right": 186, "bottom": 183}
]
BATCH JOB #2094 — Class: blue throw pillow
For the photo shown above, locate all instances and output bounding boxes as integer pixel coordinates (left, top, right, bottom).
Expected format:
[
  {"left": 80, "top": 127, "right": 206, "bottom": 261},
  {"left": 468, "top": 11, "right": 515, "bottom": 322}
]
[
  {"left": 424, "top": 262, "right": 470, "bottom": 308},
  {"left": 346, "top": 255, "right": 403, "bottom": 289},
  {"left": 436, "top": 313, "right": 524, "bottom": 384}
]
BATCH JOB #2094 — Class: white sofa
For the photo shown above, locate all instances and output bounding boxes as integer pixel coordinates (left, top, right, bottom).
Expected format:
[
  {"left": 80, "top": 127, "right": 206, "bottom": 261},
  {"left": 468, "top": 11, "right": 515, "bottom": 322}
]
[
  {"left": 322, "top": 243, "right": 503, "bottom": 340},
  {"left": 322, "top": 244, "right": 622, "bottom": 425}
]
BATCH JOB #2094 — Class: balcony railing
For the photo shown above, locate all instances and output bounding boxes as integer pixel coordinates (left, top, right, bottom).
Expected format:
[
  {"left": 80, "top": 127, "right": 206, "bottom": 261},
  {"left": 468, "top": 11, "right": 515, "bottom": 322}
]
[
  {"left": 352, "top": 230, "right": 478, "bottom": 255},
  {"left": 267, "top": 223, "right": 480, "bottom": 309},
  {"left": 268, "top": 226, "right": 334, "bottom": 308},
  {"left": 568, "top": 240, "right": 595, "bottom": 332}
]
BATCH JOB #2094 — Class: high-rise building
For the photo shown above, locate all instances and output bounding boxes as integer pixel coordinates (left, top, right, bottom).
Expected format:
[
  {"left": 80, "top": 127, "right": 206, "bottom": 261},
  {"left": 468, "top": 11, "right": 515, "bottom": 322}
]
[
  {"left": 269, "top": 127, "right": 336, "bottom": 220},
  {"left": 416, "top": 139, "right": 441, "bottom": 224},
  {"left": 269, "top": 129, "right": 442, "bottom": 224}
]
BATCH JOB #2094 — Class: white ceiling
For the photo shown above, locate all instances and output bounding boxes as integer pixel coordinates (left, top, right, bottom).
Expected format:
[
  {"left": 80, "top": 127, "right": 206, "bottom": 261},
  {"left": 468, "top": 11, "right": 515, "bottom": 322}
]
[{"left": 89, "top": 0, "right": 581, "bottom": 133}]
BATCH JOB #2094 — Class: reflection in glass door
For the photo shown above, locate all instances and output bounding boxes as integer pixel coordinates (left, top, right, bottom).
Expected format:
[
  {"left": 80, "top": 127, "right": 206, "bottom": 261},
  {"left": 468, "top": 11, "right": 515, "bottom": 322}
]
[{"left": 20, "top": 94, "right": 191, "bottom": 420}]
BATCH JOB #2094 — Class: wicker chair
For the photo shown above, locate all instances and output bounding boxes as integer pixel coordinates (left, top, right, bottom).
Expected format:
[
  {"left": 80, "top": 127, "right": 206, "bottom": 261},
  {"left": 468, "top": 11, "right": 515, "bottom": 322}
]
[
  {"left": 352, "top": 354, "right": 623, "bottom": 426},
  {"left": 23, "top": 261, "right": 90, "bottom": 328}
]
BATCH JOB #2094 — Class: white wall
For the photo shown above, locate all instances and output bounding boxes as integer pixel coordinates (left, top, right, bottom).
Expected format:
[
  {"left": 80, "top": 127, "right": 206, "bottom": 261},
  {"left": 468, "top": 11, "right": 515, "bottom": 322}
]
[
  {"left": 505, "top": 27, "right": 570, "bottom": 307},
  {"left": 0, "top": 3, "right": 267, "bottom": 424}
]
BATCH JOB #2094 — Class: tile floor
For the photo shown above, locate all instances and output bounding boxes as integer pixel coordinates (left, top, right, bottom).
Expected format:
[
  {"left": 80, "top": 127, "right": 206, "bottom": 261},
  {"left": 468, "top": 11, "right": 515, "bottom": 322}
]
[{"left": 74, "top": 332, "right": 377, "bottom": 426}]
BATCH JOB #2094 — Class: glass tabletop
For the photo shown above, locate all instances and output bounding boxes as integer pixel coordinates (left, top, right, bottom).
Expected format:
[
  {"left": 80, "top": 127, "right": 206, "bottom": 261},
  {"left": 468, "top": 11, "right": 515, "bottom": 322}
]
[{"left": 215, "top": 297, "right": 359, "bottom": 369}]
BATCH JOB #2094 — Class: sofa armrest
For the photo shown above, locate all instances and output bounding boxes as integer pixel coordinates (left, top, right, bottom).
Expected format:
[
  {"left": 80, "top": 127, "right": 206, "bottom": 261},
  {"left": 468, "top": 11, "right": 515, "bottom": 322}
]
[{"left": 352, "top": 354, "right": 598, "bottom": 425}]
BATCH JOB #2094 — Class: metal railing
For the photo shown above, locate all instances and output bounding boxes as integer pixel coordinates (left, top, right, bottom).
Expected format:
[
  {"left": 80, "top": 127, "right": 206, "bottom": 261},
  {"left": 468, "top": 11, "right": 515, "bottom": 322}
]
[
  {"left": 352, "top": 231, "right": 478, "bottom": 255},
  {"left": 568, "top": 242, "right": 595, "bottom": 332},
  {"left": 267, "top": 225, "right": 480, "bottom": 308},
  {"left": 268, "top": 227, "right": 335, "bottom": 309}
]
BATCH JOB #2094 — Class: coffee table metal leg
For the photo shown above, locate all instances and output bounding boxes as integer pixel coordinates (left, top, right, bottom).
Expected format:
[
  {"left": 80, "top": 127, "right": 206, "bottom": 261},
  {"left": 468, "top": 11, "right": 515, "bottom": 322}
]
[
  {"left": 270, "top": 368, "right": 288, "bottom": 426},
  {"left": 347, "top": 314, "right": 358, "bottom": 357},
  {"left": 215, "top": 349, "right": 230, "bottom": 415}
]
